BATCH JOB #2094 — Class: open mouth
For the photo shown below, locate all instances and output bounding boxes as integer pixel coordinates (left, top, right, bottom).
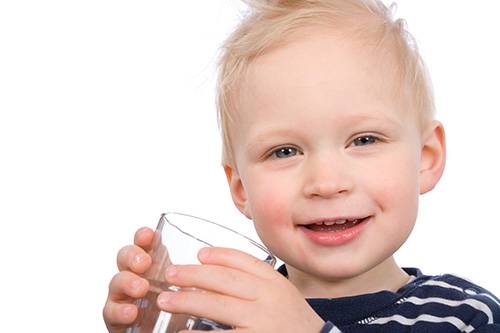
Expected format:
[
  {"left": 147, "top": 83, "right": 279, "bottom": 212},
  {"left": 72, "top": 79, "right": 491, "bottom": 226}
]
[{"left": 302, "top": 216, "right": 371, "bottom": 232}]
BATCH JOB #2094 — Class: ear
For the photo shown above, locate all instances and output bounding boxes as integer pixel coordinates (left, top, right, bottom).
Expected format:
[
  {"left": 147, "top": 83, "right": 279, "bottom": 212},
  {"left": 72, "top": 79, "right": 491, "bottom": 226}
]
[
  {"left": 419, "top": 120, "right": 446, "bottom": 194},
  {"left": 224, "top": 164, "right": 253, "bottom": 219}
]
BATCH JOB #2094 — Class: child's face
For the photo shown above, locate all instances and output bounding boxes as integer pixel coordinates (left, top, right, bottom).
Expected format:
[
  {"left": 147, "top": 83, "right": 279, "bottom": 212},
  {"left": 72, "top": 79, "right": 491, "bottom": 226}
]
[{"left": 225, "top": 30, "right": 434, "bottom": 283}]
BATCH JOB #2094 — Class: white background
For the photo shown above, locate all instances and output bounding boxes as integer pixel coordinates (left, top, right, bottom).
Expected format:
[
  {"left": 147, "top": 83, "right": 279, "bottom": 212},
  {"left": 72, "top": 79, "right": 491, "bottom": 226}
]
[{"left": 1, "top": 1, "right": 499, "bottom": 331}]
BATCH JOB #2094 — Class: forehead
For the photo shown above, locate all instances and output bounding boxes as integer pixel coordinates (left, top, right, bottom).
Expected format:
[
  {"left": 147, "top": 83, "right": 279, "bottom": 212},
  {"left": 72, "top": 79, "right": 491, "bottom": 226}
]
[{"left": 232, "top": 29, "right": 410, "bottom": 133}]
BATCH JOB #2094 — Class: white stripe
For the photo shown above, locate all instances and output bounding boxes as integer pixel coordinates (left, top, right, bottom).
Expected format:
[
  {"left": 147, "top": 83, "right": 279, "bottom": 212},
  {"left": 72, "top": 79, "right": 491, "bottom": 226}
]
[
  {"left": 403, "top": 296, "right": 494, "bottom": 324},
  {"left": 367, "top": 314, "right": 475, "bottom": 333},
  {"left": 464, "top": 288, "right": 500, "bottom": 309},
  {"left": 422, "top": 280, "right": 464, "bottom": 292},
  {"left": 482, "top": 293, "right": 500, "bottom": 308},
  {"left": 422, "top": 279, "right": 500, "bottom": 310},
  {"left": 328, "top": 327, "right": 341, "bottom": 333}
]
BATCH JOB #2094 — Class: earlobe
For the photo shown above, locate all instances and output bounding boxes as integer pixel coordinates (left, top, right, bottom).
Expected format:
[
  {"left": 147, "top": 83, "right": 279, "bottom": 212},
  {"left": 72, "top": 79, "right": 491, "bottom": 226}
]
[
  {"left": 223, "top": 164, "right": 253, "bottom": 219},
  {"left": 419, "top": 121, "right": 447, "bottom": 194}
]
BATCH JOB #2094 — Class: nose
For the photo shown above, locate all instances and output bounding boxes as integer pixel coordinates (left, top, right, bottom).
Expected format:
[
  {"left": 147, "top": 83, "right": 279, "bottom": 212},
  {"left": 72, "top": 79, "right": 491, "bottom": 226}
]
[{"left": 302, "top": 153, "right": 353, "bottom": 199}]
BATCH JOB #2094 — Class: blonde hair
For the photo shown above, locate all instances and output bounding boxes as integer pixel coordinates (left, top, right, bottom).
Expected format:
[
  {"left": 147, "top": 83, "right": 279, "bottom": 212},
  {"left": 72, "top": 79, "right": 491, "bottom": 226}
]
[{"left": 216, "top": 0, "right": 435, "bottom": 166}]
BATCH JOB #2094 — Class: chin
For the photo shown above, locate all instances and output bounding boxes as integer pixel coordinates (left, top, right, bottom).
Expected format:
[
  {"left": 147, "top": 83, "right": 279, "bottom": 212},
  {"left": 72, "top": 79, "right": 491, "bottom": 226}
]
[
  {"left": 316, "top": 264, "right": 368, "bottom": 281},
  {"left": 307, "top": 253, "right": 390, "bottom": 281}
]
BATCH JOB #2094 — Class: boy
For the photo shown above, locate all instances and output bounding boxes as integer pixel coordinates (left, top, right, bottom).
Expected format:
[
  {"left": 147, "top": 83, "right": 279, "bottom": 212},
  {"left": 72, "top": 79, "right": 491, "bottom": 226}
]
[{"left": 103, "top": 0, "right": 500, "bottom": 332}]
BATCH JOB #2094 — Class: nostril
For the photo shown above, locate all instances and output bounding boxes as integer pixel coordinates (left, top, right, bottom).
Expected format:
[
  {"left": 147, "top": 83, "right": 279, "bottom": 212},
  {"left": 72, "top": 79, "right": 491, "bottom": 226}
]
[
  {"left": 302, "top": 160, "right": 354, "bottom": 198},
  {"left": 304, "top": 183, "right": 350, "bottom": 198}
]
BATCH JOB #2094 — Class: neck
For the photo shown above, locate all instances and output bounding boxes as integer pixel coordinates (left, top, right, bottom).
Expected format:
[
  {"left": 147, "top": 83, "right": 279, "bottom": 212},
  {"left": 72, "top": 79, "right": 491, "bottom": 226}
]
[{"left": 286, "top": 256, "right": 410, "bottom": 298}]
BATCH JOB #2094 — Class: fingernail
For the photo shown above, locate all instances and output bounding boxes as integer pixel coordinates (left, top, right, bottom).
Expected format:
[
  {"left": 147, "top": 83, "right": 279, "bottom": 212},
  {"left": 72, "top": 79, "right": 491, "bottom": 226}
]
[
  {"left": 133, "top": 254, "right": 144, "bottom": 265},
  {"left": 122, "top": 305, "right": 135, "bottom": 317},
  {"left": 165, "top": 265, "right": 177, "bottom": 278},
  {"left": 131, "top": 278, "right": 143, "bottom": 291},
  {"left": 157, "top": 292, "right": 172, "bottom": 307},
  {"left": 198, "top": 247, "right": 210, "bottom": 260}
]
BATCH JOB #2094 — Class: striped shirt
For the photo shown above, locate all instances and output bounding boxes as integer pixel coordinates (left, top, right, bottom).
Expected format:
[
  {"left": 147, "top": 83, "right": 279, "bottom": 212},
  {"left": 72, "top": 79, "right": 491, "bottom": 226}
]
[{"left": 277, "top": 266, "right": 500, "bottom": 332}]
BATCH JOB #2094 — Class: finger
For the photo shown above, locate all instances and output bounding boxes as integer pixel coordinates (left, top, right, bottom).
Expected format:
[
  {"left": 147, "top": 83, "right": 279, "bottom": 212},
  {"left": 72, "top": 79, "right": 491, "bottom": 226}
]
[
  {"left": 108, "top": 271, "right": 149, "bottom": 302},
  {"left": 197, "top": 247, "right": 275, "bottom": 279},
  {"left": 165, "top": 264, "right": 258, "bottom": 300},
  {"left": 103, "top": 301, "right": 138, "bottom": 329},
  {"left": 117, "top": 244, "right": 152, "bottom": 273},
  {"left": 134, "top": 226, "right": 155, "bottom": 252},
  {"left": 157, "top": 290, "right": 250, "bottom": 329}
]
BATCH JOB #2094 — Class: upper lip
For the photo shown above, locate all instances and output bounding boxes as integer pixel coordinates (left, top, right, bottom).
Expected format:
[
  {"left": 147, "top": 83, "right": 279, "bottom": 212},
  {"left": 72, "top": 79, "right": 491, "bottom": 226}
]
[{"left": 299, "top": 215, "right": 371, "bottom": 226}]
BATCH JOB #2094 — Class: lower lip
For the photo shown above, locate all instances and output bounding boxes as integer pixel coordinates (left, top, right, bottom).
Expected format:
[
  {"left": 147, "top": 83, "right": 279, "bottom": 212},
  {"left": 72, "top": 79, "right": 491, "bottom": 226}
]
[{"left": 300, "top": 217, "right": 371, "bottom": 246}]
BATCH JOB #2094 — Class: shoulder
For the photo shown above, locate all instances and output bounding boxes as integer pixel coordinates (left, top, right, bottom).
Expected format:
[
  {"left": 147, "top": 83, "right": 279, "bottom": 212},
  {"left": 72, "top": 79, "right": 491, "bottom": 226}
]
[
  {"left": 397, "top": 269, "right": 500, "bottom": 329},
  {"left": 407, "top": 270, "right": 499, "bottom": 308}
]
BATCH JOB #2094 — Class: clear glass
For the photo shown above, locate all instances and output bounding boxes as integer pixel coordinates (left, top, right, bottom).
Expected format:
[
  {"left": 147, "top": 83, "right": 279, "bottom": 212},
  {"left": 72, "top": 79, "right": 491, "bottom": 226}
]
[{"left": 125, "top": 212, "right": 276, "bottom": 333}]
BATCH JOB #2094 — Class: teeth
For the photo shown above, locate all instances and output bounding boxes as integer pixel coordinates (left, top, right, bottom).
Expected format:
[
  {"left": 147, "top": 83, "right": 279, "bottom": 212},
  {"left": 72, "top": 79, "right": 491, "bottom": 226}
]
[
  {"left": 309, "top": 217, "right": 366, "bottom": 227},
  {"left": 314, "top": 219, "right": 350, "bottom": 225}
]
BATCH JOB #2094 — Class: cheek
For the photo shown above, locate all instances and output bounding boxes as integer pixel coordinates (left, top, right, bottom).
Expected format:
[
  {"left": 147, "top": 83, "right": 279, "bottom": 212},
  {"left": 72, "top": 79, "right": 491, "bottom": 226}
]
[
  {"left": 248, "top": 182, "right": 289, "bottom": 225},
  {"left": 372, "top": 146, "right": 420, "bottom": 197},
  {"left": 243, "top": 171, "right": 293, "bottom": 243},
  {"left": 244, "top": 168, "right": 290, "bottom": 216},
  {"left": 370, "top": 151, "right": 420, "bottom": 229}
]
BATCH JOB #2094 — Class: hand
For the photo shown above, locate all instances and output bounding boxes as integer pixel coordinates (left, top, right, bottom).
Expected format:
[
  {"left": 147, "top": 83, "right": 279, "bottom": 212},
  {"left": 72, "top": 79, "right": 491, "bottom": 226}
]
[
  {"left": 156, "top": 247, "right": 325, "bottom": 333},
  {"left": 103, "top": 227, "right": 154, "bottom": 333}
]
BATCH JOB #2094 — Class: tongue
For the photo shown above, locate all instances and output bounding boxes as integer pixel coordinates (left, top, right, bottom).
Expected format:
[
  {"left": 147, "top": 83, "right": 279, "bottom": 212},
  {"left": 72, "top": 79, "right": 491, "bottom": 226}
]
[{"left": 306, "top": 220, "right": 359, "bottom": 232}]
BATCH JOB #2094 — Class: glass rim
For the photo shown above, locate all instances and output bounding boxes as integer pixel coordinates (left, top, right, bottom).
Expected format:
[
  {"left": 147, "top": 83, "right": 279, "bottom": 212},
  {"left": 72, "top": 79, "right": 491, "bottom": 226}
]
[{"left": 159, "top": 211, "right": 276, "bottom": 265}]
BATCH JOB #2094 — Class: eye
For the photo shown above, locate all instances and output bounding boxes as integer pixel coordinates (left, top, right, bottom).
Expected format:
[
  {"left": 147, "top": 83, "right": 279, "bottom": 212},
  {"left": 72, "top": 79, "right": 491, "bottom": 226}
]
[
  {"left": 270, "top": 146, "right": 299, "bottom": 159},
  {"left": 350, "top": 135, "right": 381, "bottom": 147}
]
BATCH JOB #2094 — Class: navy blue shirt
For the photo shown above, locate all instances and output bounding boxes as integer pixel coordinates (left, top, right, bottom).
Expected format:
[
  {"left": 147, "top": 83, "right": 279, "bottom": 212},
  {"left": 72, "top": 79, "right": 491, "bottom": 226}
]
[{"left": 278, "top": 265, "right": 500, "bottom": 332}]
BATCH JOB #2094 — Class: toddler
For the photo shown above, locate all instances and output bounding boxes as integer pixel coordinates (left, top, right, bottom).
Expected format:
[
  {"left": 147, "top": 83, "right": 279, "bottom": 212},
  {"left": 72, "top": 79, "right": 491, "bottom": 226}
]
[{"left": 103, "top": 1, "right": 500, "bottom": 332}]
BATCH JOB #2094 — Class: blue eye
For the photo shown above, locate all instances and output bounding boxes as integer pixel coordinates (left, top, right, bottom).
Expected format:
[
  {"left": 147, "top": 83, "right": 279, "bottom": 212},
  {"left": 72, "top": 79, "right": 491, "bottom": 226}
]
[
  {"left": 351, "top": 135, "right": 380, "bottom": 147},
  {"left": 271, "top": 147, "right": 298, "bottom": 159}
]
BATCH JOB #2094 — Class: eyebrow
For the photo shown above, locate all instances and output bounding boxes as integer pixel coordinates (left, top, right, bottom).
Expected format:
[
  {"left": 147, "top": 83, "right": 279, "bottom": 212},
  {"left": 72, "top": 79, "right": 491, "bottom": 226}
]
[
  {"left": 345, "top": 113, "right": 403, "bottom": 127},
  {"left": 245, "top": 128, "right": 293, "bottom": 153},
  {"left": 247, "top": 115, "right": 402, "bottom": 144}
]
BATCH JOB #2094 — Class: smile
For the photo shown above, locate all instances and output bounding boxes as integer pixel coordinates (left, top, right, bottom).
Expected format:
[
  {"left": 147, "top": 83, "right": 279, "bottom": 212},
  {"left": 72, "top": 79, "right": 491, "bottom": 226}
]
[
  {"left": 299, "top": 216, "right": 372, "bottom": 246},
  {"left": 304, "top": 217, "right": 368, "bottom": 232}
]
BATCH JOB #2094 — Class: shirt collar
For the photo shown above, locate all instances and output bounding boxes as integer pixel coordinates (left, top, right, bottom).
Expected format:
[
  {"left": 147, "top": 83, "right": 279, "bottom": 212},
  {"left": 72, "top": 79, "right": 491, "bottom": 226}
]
[{"left": 277, "top": 264, "right": 424, "bottom": 325}]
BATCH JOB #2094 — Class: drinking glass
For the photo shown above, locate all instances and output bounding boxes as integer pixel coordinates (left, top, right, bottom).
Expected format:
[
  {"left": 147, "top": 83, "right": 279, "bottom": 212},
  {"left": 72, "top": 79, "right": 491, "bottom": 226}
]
[{"left": 125, "top": 212, "right": 276, "bottom": 333}]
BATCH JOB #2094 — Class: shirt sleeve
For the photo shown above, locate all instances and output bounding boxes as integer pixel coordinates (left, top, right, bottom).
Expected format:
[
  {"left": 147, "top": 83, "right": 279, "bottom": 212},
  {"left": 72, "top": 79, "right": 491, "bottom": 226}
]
[{"left": 319, "top": 321, "right": 342, "bottom": 333}]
